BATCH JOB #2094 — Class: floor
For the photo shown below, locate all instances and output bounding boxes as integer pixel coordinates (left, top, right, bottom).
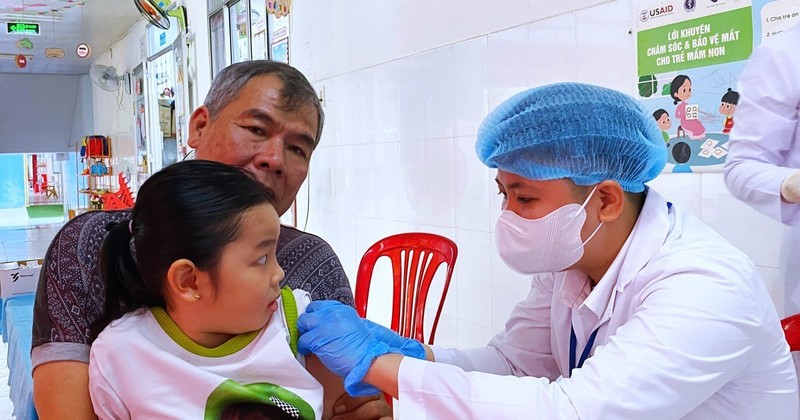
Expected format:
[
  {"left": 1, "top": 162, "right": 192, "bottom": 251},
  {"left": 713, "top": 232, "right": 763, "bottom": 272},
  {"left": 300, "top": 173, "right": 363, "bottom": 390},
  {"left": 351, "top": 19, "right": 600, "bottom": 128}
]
[
  {"left": 0, "top": 211, "right": 64, "bottom": 418},
  {"left": 27, "top": 192, "right": 62, "bottom": 206},
  {"left": 0, "top": 208, "right": 64, "bottom": 262}
]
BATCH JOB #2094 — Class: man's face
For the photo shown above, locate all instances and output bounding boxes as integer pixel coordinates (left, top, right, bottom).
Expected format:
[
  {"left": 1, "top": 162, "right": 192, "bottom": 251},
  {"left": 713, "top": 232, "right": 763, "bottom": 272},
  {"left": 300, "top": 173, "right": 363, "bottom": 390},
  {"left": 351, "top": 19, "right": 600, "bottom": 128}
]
[
  {"left": 188, "top": 74, "right": 318, "bottom": 216},
  {"left": 495, "top": 171, "right": 581, "bottom": 220}
]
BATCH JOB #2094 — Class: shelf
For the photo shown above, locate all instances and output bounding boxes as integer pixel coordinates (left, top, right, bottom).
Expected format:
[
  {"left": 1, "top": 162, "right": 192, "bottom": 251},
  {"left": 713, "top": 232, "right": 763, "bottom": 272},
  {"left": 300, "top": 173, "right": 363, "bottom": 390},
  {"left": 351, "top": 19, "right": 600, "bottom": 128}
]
[
  {"left": 77, "top": 135, "right": 116, "bottom": 211},
  {"left": 79, "top": 189, "right": 110, "bottom": 195}
]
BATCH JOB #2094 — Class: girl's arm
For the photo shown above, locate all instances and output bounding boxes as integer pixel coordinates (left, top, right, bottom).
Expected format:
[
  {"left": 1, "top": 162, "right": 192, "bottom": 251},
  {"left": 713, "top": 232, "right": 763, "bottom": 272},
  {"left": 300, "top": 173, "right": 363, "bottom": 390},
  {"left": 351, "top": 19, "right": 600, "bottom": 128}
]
[{"left": 305, "top": 354, "right": 392, "bottom": 420}]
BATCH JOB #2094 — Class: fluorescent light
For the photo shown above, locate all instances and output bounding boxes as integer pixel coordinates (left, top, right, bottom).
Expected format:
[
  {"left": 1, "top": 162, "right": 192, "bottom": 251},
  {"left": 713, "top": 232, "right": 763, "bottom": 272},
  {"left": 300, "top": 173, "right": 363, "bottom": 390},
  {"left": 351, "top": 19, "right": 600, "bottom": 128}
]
[
  {"left": 0, "top": 13, "right": 63, "bottom": 23},
  {"left": 0, "top": 53, "right": 34, "bottom": 60}
]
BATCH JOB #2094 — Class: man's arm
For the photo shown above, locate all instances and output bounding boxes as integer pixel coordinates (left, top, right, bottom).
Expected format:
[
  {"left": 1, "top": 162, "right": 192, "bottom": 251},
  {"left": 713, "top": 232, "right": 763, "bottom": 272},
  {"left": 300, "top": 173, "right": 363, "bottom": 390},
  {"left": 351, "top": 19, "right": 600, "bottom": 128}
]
[
  {"left": 723, "top": 30, "right": 800, "bottom": 224},
  {"left": 31, "top": 211, "right": 131, "bottom": 419},
  {"left": 306, "top": 354, "right": 391, "bottom": 420},
  {"left": 276, "top": 226, "right": 354, "bottom": 306},
  {"left": 33, "top": 361, "right": 97, "bottom": 420},
  {"left": 431, "top": 274, "right": 559, "bottom": 378}
]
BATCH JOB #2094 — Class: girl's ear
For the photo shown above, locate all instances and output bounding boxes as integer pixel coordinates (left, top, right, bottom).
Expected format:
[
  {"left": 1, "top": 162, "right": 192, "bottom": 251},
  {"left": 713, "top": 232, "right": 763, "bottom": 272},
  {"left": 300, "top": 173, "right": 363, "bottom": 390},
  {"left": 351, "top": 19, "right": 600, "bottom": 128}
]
[{"left": 166, "top": 259, "right": 205, "bottom": 303}]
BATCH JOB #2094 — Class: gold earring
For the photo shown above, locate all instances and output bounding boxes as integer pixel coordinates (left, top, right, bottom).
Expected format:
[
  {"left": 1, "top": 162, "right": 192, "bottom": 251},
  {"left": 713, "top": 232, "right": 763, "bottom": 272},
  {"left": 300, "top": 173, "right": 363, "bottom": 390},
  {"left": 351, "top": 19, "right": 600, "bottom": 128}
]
[{"left": 193, "top": 293, "right": 200, "bottom": 300}]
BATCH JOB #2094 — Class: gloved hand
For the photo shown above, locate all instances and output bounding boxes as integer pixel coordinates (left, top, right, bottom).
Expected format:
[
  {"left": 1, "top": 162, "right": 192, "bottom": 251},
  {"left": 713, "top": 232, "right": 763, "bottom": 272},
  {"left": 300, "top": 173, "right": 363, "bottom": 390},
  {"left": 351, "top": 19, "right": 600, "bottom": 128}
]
[
  {"left": 781, "top": 169, "right": 800, "bottom": 203},
  {"left": 362, "top": 318, "right": 427, "bottom": 360},
  {"left": 297, "top": 301, "right": 390, "bottom": 396}
]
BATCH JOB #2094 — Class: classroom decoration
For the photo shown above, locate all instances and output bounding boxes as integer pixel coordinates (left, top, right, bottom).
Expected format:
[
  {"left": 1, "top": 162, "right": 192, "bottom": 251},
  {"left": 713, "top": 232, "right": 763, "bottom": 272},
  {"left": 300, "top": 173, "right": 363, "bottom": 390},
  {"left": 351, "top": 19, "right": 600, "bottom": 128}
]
[
  {"left": 15, "top": 38, "right": 33, "bottom": 50},
  {"left": 268, "top": 0, "right": 292, "bottom": 18},
  {"left": 635, "top": 0, "right": 800, "bottom": 173}
]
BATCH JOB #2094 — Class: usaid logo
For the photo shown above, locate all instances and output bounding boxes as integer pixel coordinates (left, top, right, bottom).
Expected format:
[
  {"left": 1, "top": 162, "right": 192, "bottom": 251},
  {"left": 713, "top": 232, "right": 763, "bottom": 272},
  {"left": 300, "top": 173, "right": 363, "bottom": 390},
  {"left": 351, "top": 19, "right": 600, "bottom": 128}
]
[
  {"left": 640, "top": 5, "right": 674, "bottom": 22},
  {"left": 684, "top": 0, "right": 697, "bottom": 11}
]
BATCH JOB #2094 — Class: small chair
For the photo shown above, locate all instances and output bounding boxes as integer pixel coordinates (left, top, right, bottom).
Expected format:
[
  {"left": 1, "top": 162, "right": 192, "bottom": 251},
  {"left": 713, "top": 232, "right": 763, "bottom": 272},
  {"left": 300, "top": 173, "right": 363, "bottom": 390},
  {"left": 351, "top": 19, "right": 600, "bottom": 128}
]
[
  {"left": 781, "top": 314, "right": 800, "bottom": 351},
  {"left": 354, "top": 232, "right": 458, "bottom": 344},
  {"left": 45, "top": 184, "right": 59, "bottom": 199}
]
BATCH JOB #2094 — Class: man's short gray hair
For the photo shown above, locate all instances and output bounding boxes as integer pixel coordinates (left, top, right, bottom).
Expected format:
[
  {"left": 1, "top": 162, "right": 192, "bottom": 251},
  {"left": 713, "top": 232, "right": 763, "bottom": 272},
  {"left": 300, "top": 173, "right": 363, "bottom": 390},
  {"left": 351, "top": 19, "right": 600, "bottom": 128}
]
[{"left": 203, "top": 60, "right": 325, "bottom": 146}]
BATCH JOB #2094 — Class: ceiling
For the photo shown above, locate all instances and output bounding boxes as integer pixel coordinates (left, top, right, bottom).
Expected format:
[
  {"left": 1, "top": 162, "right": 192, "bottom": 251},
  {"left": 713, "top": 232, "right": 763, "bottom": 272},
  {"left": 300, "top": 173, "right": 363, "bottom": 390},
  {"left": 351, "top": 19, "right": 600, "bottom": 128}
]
[{"left": 0, "top": 0, "right": 142, "bottom": 74}]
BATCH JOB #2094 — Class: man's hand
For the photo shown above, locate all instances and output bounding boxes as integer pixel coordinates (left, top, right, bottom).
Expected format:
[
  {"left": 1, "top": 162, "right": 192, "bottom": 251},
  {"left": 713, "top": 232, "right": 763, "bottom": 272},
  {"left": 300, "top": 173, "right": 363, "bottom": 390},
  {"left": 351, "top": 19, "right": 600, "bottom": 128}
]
[
  {"left": 781, "top": 169, "right": 800, "bottom": 203},
  {"left": 331, "top": 393, "right": 392, "bottom": 420},
  {"left": 362, "top": 319, "right": 426, "bottom": 360}
]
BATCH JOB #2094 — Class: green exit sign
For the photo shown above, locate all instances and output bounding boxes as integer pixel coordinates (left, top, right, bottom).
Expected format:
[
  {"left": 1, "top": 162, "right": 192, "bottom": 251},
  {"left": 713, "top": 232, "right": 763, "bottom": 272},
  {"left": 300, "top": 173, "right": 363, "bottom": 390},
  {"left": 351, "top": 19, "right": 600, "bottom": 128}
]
[{"left": 6, "top": 22, "right": 40, "bottom": 35}]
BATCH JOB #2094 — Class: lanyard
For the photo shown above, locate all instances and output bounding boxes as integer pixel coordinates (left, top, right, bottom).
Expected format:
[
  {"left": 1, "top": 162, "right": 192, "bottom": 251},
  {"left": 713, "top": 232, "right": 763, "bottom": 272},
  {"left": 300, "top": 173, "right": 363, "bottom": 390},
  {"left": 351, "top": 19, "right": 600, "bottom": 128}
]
[{"left": 569, "top": 324, "right": 599, "bottom": 375}]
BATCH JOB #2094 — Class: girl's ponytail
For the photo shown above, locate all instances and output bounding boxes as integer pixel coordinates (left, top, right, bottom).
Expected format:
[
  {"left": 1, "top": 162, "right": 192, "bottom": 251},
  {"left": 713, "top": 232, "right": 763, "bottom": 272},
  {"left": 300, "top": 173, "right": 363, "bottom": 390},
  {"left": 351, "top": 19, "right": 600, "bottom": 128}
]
[{"left": 89, "top": 219, "right": 164, "bottom": 342}]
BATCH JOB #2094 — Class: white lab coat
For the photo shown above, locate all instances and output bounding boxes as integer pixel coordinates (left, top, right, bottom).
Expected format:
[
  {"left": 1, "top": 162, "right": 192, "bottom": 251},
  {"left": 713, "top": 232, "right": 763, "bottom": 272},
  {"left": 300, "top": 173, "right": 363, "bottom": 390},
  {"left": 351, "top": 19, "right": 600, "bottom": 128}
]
[
  {"left": 723, "top": 23, "right": 800, "bottom": 317},
  {"left": 397, "top": 189, "right": 798, "bottom": 419}
]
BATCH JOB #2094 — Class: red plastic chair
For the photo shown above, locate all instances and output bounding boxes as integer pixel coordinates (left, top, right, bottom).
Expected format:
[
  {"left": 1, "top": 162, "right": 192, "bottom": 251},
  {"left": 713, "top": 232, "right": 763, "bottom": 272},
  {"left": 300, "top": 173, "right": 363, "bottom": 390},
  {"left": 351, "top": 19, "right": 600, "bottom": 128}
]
[
  {"left": 354, "top": 232, "right": 458, "bottom": 345},
  {"left": 782, "top": 314, "right": 800, "bottom": 351}
]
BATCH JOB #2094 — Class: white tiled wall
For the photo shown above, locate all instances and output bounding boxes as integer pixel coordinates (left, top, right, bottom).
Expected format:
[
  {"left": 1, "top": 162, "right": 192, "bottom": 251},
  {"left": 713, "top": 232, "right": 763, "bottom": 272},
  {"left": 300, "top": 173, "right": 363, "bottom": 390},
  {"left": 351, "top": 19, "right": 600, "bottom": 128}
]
[{"left": 296, "top": 0, "right": 791, "bottom": 348}]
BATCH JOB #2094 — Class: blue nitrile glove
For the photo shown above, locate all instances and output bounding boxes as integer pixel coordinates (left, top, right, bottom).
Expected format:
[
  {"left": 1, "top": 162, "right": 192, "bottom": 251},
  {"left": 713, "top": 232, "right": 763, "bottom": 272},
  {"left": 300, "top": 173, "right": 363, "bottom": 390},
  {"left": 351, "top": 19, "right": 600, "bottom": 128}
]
[
  {"left": 297, "top": 300, "right": 391, "bottom": 396},
  {"left": 362, "top": 318, "right": 426, "bottom": 360}
]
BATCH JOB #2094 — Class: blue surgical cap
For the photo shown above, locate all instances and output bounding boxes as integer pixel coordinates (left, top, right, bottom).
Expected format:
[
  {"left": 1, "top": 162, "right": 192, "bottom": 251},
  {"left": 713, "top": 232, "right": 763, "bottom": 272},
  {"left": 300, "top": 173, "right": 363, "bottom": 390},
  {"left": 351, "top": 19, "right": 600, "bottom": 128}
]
[{"left": 476, "top": 82, "right": 667, "bottom": 193}]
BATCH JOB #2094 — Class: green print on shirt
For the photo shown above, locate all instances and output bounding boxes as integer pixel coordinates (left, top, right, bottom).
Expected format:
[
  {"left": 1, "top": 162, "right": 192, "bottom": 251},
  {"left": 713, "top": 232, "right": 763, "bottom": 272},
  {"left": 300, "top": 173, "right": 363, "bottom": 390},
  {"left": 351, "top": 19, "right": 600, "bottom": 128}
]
[{"left": 204, "top": 380, "right": 315, "bottom": 420}]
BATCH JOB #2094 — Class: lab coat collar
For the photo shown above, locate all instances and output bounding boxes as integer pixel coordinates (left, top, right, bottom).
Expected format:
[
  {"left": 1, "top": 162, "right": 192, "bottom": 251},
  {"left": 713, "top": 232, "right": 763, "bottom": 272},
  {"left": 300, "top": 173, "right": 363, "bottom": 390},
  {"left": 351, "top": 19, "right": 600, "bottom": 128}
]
[
  {"left": 612, "top": 187, "right": 672, "bottom": 293},
  {"left": 557, "top": 187, "right": 672, "bottom": 318}
]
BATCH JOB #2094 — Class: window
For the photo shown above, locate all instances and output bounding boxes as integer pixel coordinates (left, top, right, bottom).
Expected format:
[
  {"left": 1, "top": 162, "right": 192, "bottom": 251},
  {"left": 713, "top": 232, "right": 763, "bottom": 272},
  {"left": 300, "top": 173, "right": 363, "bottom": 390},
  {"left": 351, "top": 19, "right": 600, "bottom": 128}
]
[
  {"left": 250, "top": 0, "right": 267, "bottom": 60},
  {"left": 209, "top": 10, "right": 226, "bottom": 78},
  {"left": 229, "top": 0, "right": 250, "bottom": 63}
]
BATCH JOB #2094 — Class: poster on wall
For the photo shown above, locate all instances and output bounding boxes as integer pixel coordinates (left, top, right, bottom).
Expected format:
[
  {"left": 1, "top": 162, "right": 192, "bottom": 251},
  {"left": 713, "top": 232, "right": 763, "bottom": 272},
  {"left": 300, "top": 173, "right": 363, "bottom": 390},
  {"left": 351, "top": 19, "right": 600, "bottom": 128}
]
[
  {"left": 636, "top": 0, "right": 800, "bottom": 173},
  {"left": 271, "top": 37, "right": 289, "bottom": 63}
]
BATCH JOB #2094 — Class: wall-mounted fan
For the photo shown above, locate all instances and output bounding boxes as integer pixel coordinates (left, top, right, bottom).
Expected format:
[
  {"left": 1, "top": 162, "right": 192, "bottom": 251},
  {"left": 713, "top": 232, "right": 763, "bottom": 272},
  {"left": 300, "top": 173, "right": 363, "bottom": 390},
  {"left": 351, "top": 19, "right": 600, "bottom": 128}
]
[
  {"left": 90, "top": 64, "right": 132, "bottom": 94},
  {"left": 133, "top": 0, "right": 171, "bottom": 30}
]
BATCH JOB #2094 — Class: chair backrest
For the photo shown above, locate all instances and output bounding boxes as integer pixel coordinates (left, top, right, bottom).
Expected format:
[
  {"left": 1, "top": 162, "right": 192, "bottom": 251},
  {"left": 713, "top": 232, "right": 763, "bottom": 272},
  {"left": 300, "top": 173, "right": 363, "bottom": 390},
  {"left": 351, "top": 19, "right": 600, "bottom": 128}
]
[
  {"left": 782, "top": 314, "right": 800, "bottom": 351},
  {"left": 354, "top": 232, "right": 457, "bottom": 345}
]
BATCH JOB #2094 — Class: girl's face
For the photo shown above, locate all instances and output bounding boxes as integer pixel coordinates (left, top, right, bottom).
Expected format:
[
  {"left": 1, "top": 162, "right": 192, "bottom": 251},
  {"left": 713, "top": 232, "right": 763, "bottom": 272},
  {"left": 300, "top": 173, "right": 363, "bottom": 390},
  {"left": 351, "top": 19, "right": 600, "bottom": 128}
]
[
  {"left": 676, "top": 79, "right": 692, "bottom": 101},
  {"left": 196, "top": 203, "right": 285, "bottom": 344},
  {"left": 719, "top": 102, "right": 736, "bottom": 116}
]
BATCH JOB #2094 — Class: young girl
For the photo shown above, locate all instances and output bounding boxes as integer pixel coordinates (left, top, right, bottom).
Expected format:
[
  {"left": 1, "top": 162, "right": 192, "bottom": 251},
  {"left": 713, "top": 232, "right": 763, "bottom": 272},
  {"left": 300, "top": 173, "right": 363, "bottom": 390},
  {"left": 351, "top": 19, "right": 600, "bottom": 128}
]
[
  {"left": 88, "top": 160, "right": 344, "bottom": 419},
  {"left": 719, "top": 88, "right": 739, "bottom": 134}
]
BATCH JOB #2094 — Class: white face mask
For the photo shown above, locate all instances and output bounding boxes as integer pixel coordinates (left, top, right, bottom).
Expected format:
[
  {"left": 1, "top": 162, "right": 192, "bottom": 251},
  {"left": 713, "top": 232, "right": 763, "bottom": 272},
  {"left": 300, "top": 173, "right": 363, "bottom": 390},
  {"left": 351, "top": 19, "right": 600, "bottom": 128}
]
[{"left": 495, "top": 186, "right": 602, "bottom": 274}]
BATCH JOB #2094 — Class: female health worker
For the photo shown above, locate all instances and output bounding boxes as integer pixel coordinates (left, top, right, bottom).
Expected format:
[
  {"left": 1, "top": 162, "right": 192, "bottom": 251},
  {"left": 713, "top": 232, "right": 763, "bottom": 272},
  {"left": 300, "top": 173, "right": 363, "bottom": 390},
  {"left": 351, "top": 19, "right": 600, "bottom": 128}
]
[{"left": 298, "top": 83, "right": 798, "bottom": 419}]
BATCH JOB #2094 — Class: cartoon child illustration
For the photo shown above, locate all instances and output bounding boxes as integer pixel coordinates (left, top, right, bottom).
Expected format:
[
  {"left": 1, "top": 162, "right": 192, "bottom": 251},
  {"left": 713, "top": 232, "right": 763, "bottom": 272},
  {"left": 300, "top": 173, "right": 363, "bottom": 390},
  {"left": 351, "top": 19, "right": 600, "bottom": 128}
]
[
  {"left": 719, "top": 88, "right": 739, "bottom": 134},
  {"left": 670, "top": 75, "right": 706, "bottom": 140},
  {"left": 652, "top": 109, "right": 672, "bottom": 146},
  {"left": 671, "top": 141, "right": 693, "bottom": 173}
]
